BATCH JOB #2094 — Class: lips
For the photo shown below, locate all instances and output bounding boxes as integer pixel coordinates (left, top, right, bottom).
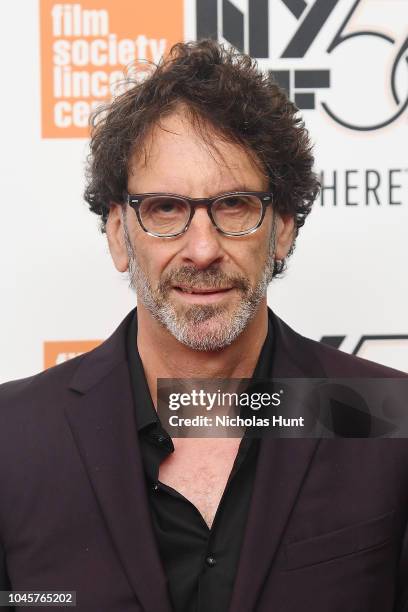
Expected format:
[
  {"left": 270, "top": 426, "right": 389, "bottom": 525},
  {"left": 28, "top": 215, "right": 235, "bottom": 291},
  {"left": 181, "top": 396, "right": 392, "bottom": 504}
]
[{"left": 174, "top": 286, "right": 232, "bottom": 294}]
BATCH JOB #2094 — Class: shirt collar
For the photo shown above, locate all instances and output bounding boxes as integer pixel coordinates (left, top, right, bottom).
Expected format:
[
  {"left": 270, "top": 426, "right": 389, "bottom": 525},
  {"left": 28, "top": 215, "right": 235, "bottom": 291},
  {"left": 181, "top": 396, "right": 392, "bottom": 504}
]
[
  {"left": 127, "top": 308, "right": 275, "bottom": 432},
  {"left": 127, "top": 311, "right": 159, "bottom": 431}
]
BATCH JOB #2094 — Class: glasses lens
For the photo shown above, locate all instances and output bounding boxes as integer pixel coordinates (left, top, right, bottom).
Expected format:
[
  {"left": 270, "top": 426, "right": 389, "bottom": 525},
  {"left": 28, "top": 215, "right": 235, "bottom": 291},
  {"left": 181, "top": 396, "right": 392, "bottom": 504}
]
[
  {"left": 212, "top": 194, "right": 263, "bottom": 234},
  {"left": 139, "top": 196, "right": 190, "bottom": 235}
]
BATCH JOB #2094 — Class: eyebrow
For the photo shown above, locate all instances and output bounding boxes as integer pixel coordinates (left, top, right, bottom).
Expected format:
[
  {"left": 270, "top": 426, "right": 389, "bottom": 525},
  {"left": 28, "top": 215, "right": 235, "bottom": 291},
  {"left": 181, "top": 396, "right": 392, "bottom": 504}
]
[
  {"left": 127, "top": 185, "right": 267, "bottom": 198},
  {"left": 210, "top": 184, "right": 257, "bottom": 195},
  {"left": 179, "top": 185, "right": 264, "bottom": 198}
]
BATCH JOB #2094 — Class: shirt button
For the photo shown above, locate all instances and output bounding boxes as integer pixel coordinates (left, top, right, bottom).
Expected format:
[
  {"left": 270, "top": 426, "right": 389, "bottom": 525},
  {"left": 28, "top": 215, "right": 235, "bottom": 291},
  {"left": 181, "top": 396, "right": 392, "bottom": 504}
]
[
  {"left": 205, "top": 556, "right": 216, "bottom": 567},
  {"left": 157, "top": 435, "right": 167, "bottom": 443},
  {"left": 152, "top": 483, "right": 160, "bottom": 492}
]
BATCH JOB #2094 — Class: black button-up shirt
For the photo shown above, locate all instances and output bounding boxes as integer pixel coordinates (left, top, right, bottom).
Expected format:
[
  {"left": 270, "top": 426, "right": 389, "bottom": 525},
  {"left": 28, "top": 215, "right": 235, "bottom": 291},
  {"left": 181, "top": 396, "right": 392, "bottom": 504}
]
[{"left": 127, "top": 312, "right": 275, "bottom": 612}]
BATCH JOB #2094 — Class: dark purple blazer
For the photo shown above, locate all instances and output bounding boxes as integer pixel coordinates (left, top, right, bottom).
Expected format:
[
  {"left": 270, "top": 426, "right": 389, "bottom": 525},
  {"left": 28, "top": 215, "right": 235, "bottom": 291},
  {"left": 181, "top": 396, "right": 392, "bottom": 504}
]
[{"left": 0, "top": 308, "right": 408, "bottom": 612}]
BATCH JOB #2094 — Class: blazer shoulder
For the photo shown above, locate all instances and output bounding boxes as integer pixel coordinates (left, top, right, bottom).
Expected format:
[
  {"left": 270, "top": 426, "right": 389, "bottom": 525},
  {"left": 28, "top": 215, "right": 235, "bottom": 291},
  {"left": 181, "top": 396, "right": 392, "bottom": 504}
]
[
  {"left": 0, "top": 354, "right": 85, "bottom": 408},
  {"left": 302, "top": 331, "right": 406, "bottom": 378},
  {"left": 273, "top": 314, "right": 406, "bottom": 378},
  {"left": 0, "top": 310, "right": 134, "bottom": 409}
]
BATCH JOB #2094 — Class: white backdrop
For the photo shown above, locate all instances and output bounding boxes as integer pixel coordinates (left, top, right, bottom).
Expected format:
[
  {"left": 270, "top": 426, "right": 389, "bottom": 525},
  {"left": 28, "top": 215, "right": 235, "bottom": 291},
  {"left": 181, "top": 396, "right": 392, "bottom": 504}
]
[{"left": 0, "top": 0, "right": 407, "bottom": 383}]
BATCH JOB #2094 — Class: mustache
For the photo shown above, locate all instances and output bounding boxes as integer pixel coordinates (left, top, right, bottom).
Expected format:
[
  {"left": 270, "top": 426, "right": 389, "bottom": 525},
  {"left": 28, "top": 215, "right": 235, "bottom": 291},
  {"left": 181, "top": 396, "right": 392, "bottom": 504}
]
[{"left": 158, "top": 266, "right": 251, "bottom": 294}]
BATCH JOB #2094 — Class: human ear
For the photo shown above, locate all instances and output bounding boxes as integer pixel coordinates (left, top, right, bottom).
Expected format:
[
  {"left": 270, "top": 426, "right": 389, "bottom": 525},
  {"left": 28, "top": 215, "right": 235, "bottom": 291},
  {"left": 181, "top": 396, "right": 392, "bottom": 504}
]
[
  {"left": 105, "top": 204, "right": 129, "bottom": 273},
  {"left": 274, "top": 214, "right": 296, "bottom": 260}
]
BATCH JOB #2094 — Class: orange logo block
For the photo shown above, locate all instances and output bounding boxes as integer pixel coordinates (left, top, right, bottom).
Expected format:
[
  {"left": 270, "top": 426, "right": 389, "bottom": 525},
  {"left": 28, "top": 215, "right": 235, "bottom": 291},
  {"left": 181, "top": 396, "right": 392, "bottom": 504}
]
[
  {"left": 44, "top": 340, "right": 102, "bottom": 369},
  {"left": 39, "top": 0, "right": 184, "bottom": 138}
]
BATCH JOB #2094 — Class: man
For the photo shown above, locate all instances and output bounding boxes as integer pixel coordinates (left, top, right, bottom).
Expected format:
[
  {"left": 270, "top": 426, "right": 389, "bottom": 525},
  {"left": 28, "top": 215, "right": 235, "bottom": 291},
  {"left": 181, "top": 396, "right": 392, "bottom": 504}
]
[{"left": 0, "top": 40, "right": 407, "bottom": 612}]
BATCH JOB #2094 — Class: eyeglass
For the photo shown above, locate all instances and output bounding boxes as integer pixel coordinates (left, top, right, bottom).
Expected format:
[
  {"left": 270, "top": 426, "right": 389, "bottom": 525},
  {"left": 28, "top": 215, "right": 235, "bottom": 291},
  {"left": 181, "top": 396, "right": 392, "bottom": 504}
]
[{"left": 126, "top": 191, "right": 273, "bottom": 238}]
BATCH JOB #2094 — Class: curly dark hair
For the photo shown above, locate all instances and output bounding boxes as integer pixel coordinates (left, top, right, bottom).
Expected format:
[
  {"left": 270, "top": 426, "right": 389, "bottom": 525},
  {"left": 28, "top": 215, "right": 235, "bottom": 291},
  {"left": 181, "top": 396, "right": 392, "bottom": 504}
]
[{"left": 84, "top": 39, "right": 319, "bottom": 276}]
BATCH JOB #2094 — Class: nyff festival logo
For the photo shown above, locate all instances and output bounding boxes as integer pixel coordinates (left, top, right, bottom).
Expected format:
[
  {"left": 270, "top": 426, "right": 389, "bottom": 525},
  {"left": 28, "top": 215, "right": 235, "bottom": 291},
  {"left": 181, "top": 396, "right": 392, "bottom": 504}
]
[
  {"left": 196, "top": 0, "right": 408, "bottom": 131},
  {"left": 40, "top": 0, "right": 183, "bottom": 138}
]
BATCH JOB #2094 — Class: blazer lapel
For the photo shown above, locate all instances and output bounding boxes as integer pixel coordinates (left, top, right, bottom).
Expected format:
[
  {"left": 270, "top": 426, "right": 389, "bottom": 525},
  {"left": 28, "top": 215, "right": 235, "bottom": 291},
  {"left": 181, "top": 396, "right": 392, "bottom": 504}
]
[
  {"left": 229, "top": 311, "right": 325, "bottom": 612},
  {"left": 64, "top": 311, "right": 172, "bottom": 612}
]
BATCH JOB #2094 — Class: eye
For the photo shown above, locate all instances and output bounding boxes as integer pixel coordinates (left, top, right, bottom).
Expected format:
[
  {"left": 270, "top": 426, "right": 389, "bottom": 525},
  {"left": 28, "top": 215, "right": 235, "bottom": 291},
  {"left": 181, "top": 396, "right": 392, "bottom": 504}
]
[
  {"left": 215, "top": 195, "right": 253, "bottom": 213},
  {"left": 144, "top": 197, "right": 187, "bottom": 216},
  {"left": 223, "top": 196, "right": 245, "bottom": 207},
  {"left": 155, "top": 201, "right": 177, "bottom": 213},
  {"left": 212, "top": 194, "right": 262, "bottom": 233}
]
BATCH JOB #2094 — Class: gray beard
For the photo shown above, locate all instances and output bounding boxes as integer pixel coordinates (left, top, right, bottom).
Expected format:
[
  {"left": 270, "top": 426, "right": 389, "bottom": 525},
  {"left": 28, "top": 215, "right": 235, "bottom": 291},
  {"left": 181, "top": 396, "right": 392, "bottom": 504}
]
[{"left": 122, "top": 214, "right": 277, "bottom": 351}]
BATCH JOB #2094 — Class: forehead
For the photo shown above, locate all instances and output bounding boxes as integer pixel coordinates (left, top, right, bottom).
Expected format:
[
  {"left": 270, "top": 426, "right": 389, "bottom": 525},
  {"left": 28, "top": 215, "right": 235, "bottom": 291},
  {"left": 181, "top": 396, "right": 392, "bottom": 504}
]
[{"left": 127, "top": 110, "right": 268, "bottom": 196}]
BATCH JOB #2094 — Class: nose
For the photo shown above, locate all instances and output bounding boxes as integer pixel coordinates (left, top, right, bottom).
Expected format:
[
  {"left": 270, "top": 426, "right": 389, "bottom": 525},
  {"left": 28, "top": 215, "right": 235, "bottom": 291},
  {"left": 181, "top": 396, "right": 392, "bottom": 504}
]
[{"left": 179, "top": 204, "right": 225, "bottom": 269}]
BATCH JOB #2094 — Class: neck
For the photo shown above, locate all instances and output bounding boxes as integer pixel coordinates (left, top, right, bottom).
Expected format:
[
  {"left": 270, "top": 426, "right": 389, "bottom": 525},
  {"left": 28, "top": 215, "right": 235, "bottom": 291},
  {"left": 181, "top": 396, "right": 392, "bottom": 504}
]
[{"left": 136, "top": 300, "right": 269, "bottom": 407}]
